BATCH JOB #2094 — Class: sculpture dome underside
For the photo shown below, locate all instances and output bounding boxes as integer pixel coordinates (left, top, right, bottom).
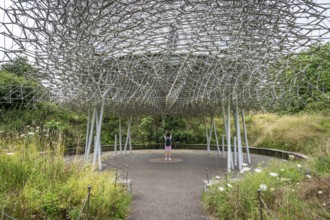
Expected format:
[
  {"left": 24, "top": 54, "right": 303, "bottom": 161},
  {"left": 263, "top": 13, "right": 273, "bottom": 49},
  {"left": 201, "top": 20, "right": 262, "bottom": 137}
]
[{"left": 1, "top": 0, "right": 329, "bottom": 115}]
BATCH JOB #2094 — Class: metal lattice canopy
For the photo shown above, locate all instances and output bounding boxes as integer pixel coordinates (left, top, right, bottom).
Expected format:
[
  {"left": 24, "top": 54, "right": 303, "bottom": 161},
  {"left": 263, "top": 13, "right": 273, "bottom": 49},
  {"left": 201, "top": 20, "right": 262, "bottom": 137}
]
[{"left": 1, "top": 0, "right": 330, "bottom": 115}]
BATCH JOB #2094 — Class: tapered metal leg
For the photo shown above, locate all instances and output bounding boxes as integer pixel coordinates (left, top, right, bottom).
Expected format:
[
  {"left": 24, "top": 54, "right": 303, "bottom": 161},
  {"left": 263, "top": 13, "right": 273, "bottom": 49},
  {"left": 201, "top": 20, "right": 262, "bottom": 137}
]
[
  {"left": 234, "top": 136, "right": 237, "bottom": 166},
  {"left": 242, "top": 110, "right": 251, "bottom": 163},
  {"left": 221, "top": 134, "right": 225, "bottom": 157},
  {"left": 234, "top": 102, "right": 243, "bottom": 170},
  {"left": 124, "top": 116, "right": 132, "bottom": 154},
  {"left": 213, "top": 118, "right": 220, "bottom": 155},
  {"left": 85, "top": 107, "right": 96, "bottom": 162},
  {"left": 226, "top": 102, "right": 234, "bottom": 172},
  {"left": 114, "top": 134, "right": 117, "bottom": 156},
  {"left": 119, "top": 116, "right": 122, "bottom": 154},
  {"left": 84, "top": 108, "right": 91, "bottom": 159}
]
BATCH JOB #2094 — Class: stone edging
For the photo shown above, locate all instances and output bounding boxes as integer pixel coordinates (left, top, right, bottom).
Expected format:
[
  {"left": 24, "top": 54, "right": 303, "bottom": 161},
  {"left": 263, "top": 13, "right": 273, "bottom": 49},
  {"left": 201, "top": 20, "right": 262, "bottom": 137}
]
[
  {"left": 64, "top": 144, "right": 308, "bottom": 160},
  {"left": 246, "top": 146, "right": 307, "bottom": 160}
]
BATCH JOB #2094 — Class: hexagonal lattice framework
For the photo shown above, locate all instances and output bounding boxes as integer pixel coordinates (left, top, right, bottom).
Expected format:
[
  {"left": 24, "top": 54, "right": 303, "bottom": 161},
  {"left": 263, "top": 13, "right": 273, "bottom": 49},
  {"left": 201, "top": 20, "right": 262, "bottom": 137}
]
[{"left": 1, "top": 0, "right": 329, "bottom": 115}]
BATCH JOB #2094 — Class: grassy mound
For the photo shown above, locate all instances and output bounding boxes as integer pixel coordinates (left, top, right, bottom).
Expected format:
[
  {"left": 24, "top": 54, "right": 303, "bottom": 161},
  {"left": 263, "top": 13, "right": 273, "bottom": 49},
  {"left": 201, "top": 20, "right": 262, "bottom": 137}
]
[{"left": 247, "top": 113, "right": 330, "bottom": 155}]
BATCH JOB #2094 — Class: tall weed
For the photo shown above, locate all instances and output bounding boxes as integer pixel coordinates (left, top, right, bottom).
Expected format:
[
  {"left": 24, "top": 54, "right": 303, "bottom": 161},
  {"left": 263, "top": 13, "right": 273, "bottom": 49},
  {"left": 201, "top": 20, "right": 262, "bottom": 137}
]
[{"left": 0, "top": 147, "right": 131, "bottom": 219}]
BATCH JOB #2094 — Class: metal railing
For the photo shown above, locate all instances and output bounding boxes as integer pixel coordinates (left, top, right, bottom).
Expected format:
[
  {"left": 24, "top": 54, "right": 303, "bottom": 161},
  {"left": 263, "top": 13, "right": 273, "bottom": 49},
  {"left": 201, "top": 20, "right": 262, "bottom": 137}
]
[
  {"left": 76, "top": 185, "right": 92, "bottom": 220},
  {"left": 0, "top": 211, "right": 16, "bottom": 220}
]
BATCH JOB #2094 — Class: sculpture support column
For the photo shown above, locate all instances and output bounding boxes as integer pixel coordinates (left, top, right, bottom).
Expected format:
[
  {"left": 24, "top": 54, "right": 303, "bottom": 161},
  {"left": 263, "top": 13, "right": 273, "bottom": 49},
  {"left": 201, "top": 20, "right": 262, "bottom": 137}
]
[
  {"left": 124, "top": 116, "right": 132, "bottom": 154},
  {"left": 85, "top": 107, "right": 96, "bottom": 162},
  {"left": 84, "top": 108, "right": 91, "bottom": 159},
  {"left": 234, "top": 102, "right": 243, "bottom": 170},
  {"left": 213, "top": 118, "right": 220, "bottom": 155},
  {"left": 114, "top": 134, "right": 117, "bottom": 156},
  {"left": 119, "top": 116, "right": 122, "bottom": 154},
  {"left": 242, "top": 110, "right": 251, "bottom": 163},
  {"left": 221, "top": 105, "right": 227, "bottom": 158},
  {"left": 226, "top": 102, "right": 234, "bottom": 172},
  {"left": 92, "top": 101, "right": 105, "bottom": 170}
]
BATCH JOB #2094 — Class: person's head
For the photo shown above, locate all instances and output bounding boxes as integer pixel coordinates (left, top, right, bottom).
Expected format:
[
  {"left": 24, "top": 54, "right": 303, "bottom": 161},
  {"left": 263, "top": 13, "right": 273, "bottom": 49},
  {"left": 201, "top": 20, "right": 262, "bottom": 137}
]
[{"left": 166, "top": 132, "right": 170, "bottom": 137}]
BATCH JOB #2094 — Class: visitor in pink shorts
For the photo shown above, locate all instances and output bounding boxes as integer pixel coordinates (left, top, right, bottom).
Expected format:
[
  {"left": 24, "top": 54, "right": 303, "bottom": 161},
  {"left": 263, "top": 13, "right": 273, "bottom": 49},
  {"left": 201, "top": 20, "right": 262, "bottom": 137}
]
[{"left": 164, "top": 132, "right": 172, "bottom": 161}]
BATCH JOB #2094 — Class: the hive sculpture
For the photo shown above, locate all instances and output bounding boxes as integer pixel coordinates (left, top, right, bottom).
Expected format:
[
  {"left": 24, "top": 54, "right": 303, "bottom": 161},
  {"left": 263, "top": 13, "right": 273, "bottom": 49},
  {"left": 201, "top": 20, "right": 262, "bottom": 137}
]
[{"left": 1, "top": 0, "right": 329, "bottom": 170}]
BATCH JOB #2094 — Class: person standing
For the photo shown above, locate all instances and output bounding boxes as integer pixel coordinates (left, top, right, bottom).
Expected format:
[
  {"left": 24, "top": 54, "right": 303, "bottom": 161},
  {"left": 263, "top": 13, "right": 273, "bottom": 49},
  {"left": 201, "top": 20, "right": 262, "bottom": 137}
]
[{"left": 164, "top": 132, "right": 172, "bottom": 160}]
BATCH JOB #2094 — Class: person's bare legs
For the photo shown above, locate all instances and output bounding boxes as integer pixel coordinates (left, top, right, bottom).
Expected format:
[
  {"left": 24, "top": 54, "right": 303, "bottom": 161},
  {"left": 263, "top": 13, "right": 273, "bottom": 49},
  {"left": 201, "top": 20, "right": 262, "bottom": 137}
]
[
  {"left": 165, "top": 150, "right": 168, "bottom": 160},
  {"left": 168, "top": 150, "right": 171, "bottom": 160}
]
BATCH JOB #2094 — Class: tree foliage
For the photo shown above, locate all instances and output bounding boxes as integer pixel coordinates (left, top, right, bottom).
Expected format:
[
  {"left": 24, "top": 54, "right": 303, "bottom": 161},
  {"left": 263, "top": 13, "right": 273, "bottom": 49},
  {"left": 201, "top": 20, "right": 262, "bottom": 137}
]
[
  {"left": 276, "top": 43, "right": 330, "bottom": 113},
  {"left": 0, "top": 58, "right": 42, "bottom": 109},
  {"left": 1, "top": 57, "right": 35, "bottom": 77}
]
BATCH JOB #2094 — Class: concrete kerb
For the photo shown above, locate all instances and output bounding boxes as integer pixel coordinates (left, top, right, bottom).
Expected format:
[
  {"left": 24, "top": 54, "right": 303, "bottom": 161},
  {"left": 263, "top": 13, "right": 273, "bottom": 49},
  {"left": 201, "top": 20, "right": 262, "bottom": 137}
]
[{"left": 65, "top": 144, "right": 308, "bottom": 161}]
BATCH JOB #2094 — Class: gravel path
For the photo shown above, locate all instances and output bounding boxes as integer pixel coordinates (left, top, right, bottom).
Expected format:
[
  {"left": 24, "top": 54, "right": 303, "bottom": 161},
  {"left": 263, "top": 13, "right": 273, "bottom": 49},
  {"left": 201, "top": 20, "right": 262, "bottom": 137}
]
[{"left": 102, "top": 150, "right": 272, "bottom": 220}]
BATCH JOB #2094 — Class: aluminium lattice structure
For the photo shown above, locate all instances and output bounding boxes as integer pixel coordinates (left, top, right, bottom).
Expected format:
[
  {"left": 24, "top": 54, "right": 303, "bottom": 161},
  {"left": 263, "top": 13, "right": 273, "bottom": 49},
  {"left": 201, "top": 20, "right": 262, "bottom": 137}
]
[{"left": 0, "top": 0, "right": 329, "bottom": 170}]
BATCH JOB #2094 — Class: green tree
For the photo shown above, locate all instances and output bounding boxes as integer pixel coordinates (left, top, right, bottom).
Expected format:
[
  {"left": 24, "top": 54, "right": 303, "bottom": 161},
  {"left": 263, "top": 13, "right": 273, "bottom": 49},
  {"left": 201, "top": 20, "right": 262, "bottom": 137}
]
[
  {"left": 1, "top": 57, "right": 35, "bottom": 77},
  {"left": 139, "top": 116, "right": 154, "bottom": 143},
  {"left": 273, "top": 42, "right": 330, "bottom": 113},
  {"left": 0, "top": 58, "right": 43, "bottom": 109}
]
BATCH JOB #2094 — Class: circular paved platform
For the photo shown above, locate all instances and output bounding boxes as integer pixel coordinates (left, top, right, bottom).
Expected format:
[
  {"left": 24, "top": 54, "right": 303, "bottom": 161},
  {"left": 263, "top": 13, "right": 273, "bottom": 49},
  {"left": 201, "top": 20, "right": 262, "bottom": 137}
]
[
  {"left": 149, "top": 157, "right": 184, "bottom": 163},
  {"left": 102, "top": 149, "right": 273, "bottom": 220}
]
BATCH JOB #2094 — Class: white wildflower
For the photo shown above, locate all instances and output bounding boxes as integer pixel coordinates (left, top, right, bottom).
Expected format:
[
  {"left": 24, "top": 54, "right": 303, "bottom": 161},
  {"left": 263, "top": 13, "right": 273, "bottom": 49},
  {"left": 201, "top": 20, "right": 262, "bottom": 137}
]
[
  {"left": 27, "top": 132, "right": 35, "bottom": 136},
  {"left": 306, "top": 175, "right": 312, "bottom": 179},
  {"left": 218, "top": 187, "right": 225, "bottom": 191},
  {"left": 269, "top": 172, "right": 279, "bottom": 177},
  {"left": 242, "top": 163, "right": 248, "bottom": 167},
  {"left": 20, "top": 134, "right": 25, "bottom": 137},
  {"left": 215, "top": 176, "right": 221, "bottom": 180},
  {"left": 240, "top": 167, "right": 251, "bottom": 173},
  {"left": 289, "top": 155, "right": 295, "bottom": 159},
  {"left": 227, "top": 183, "right": 232, "bottom": 188},
  {"left": 45, "top": 134, "right": 49, "bottom": 137},
  {"left": 7, "top": 152, "right": 15, "bottom": 156},
  {"left": 270, "top": 188, "right": 275, "bottom": 192},
  {"left": 280, "top": 169, "right": 285, "bottom": 172},
  {"left": 297, "top": 164, "right": 302, "bottom": 168},
  {"left": 259, "top": 184, "right": 267, "bottom": 191},
  {"left": 254, "top": 168, "right": 262, "bottom": 173},
  {"left": 323, "top": 203, "right": 326, "bottom": 206},
  {"left": 292, "top": 189, "right": 295, "bottom": 192},
  {"left": 318, "top": 191, "right": 323, "bottom": 194}
]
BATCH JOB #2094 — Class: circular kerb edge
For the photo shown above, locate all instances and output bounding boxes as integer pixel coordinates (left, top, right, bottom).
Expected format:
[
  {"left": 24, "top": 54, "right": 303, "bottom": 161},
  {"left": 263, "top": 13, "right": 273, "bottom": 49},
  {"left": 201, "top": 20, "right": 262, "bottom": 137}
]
[{"left": 149, "top": 158, "right": 183, "bottom": 163}]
